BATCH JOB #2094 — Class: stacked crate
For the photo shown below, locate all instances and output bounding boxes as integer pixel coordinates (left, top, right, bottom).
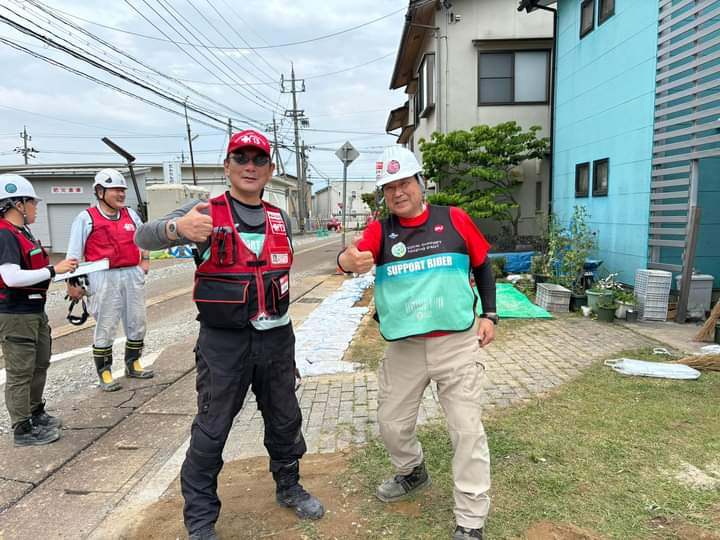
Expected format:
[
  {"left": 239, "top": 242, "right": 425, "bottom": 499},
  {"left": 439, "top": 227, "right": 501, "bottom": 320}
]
[
  {"left": 536, "top": 283, "right": 571, "bottom": 312},
  {"left": 635, "top": 269, "right": 672, "bottom": 321}
]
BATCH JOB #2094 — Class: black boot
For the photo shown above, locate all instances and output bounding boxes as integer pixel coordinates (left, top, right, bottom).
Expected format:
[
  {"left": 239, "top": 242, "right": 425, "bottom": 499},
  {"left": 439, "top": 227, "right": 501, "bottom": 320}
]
[
  {"left": 188, "top": 525, "right": 218, "bottom": 540},
  {"left": 31, "top": 401, "right": 62, "bottom": 430},
  {"left": 93, "top": 345, "right": 121, "bottom": 392},
  {"left": 13, "top": 419, "right": 60, "bottom": 447},
  {"left": 273, "top": 461, "right": 325, "bottom": 520},
  {"left": 125, "top": 339, "right": 153, "bottom": 379},
  {"left": 376, "top": 461, "right": 431, "bottom": 502}
]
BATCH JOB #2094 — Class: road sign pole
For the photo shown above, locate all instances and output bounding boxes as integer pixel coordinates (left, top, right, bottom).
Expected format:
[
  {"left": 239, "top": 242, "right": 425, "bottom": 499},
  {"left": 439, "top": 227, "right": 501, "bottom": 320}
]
[
  {"left": 335, "top": 141, "right": 359, "bottom": 250},
  {"left": 341, "top": 153, "right": 348, "bottom": 249}
]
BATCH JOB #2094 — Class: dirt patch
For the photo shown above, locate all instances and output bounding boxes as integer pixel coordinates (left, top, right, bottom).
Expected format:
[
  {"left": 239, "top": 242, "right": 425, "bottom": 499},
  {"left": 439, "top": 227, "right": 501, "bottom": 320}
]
[
  {"left": 353, "top": 285, "right": 374, "bottom": 308},
  {"left": 342, "top": 303, "right": 386, "bottom": 371},
  {"left": 126, "top": 452, "right": 371, "bottom": 539},
  {"left": 384, "top": 499, "right": 423, "bottom": 518},
  {"left": 524, "top": 521, "right": 605, "bottom": 540},
  {"left": 650, "top": 516, "right": 720, "bottom": 540}
]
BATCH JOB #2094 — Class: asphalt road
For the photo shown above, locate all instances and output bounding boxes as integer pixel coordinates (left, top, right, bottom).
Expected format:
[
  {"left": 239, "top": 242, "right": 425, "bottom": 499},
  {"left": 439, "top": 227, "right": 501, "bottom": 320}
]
[{"left": 0, "top": 235, "right": 344, "bottom": 433}]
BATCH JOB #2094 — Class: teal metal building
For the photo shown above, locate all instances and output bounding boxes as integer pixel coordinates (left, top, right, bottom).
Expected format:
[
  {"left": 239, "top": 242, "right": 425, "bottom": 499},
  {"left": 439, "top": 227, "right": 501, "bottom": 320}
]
[{"left": 521, "top": 0, "right": 720, "bottom": 288}]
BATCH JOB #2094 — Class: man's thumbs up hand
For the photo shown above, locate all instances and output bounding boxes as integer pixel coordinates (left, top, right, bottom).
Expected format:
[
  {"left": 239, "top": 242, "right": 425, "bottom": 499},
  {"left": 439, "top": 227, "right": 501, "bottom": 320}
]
[{"left": 175, "top": 202, "right": 213, "bottom": 242}]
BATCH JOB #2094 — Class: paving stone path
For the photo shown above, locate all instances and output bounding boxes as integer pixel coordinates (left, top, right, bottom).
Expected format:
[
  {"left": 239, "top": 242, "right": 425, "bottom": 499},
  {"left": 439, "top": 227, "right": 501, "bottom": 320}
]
[{"left": 225, "top": 316, "right": 658, "bottom": 457}]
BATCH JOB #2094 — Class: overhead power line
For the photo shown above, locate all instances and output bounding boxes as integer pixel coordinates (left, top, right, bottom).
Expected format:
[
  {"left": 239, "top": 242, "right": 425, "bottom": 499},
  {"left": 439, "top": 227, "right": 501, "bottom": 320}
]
[
  {"left": 126, "top": 0, "right": 282, "bottom": 115},
  {"left": 0, "top": 36, "right": 227, "bottom": 131},
  {"left": 195, "top": 0, "right": 282, "bottom": 78},
  {"left": 0, "top": 9, "right": 243, "bottom": 127},
  {"left": 151, "top": 0, "right": 282, "bottom": 110},
  {"left": 49, "top": 5, "right": 406, "bottom": 49},
  {"left": 20, "top": 0, "right": 265, "bottom": 124},
  {"left": 169, "top": 52, "right": 395, "bottom": 87}
]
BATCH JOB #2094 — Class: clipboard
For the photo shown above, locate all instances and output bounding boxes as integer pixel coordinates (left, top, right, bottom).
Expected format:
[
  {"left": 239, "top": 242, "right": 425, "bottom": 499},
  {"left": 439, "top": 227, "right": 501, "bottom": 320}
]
[{"left": 53, "top": 258, "right": 110, "bottom": 282}]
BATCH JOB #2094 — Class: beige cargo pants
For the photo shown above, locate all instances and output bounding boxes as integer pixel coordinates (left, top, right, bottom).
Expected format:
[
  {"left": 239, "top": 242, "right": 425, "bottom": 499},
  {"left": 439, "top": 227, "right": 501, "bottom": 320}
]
[{"left": 377, "top": 321, "right": 490, "bottom": 529}]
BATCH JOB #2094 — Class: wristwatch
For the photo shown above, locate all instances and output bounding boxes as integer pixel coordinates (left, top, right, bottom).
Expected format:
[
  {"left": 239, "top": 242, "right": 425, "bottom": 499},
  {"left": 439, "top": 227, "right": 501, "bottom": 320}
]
[
  {"left": 480, "top": 312, "right": 499, "bottom": 325},
  {"left": 46, "top": 265, "right": 56, "bottom": 278},
  {"left": 167, "top": 219, "right": 182, "bottom": 240}
]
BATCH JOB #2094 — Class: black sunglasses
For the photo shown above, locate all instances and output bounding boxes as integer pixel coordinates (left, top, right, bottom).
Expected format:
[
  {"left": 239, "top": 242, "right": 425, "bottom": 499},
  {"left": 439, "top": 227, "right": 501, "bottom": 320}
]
[{"left": 229, "top": 153, "right": 271, "bottom": 167}]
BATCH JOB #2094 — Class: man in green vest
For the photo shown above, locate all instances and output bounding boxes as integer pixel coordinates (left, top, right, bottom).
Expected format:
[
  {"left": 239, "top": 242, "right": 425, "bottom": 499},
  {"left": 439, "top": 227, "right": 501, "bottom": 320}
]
[{"left": 338, "top": 146, "right": 497, "bottom": 540}]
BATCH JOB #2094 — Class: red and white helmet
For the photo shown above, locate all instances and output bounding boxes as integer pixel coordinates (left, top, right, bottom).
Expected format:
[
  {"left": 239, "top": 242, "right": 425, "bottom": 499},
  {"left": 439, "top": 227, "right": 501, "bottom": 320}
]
[
  {"left": 376, "top": 146, "right": 423, "bottom": 188},
  {"left": 94, "top": 168, "right": 128, "bottom": 189}
]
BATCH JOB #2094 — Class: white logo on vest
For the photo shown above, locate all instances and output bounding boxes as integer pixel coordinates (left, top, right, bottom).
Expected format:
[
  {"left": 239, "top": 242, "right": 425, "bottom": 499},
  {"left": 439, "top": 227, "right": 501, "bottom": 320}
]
[{"left": 391, "top": 242, "right": 407, "bottom": 258}]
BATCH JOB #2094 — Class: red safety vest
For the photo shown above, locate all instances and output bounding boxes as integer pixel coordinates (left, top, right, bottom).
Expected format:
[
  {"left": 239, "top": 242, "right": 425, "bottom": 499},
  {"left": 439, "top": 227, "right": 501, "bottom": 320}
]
[
  {"left": 85, "top": 207, "right": 140, "bottom": 268},
  {"left": 193, "top": 193, "right": 292, "bottom": 329},
  {"left": 0, "top": 218, "right": 50, "bottom": 304}
]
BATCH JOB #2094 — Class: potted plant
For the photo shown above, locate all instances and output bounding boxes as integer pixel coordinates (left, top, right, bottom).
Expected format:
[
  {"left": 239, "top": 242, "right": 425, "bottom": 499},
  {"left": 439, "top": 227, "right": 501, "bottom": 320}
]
[
  {"left": 530, "top": 254, "right": 550, "bottom": 288},
  {"left": 587, "top": 272, "right": 621, "bottom": 311},
  {"left": 559, "top": 206, "right": 597, "bottom": 311},
  {"left": 595, "top": 297, "right": 618, "bottom": 323},
  {"left": 532, "top": 214, "right": 566, "bottom": 290},
  {"left": 614, "top": 289, "right": 636, "bottom": 319}
]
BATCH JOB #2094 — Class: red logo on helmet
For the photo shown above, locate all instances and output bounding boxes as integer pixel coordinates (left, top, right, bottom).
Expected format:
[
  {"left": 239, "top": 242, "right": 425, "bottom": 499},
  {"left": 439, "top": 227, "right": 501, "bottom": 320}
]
[
  {"left": 434, "top": 224, "right": 444, "bottom": 233},
  {"left": 387, "top": 160, "right": 401, "bottom": 174}
]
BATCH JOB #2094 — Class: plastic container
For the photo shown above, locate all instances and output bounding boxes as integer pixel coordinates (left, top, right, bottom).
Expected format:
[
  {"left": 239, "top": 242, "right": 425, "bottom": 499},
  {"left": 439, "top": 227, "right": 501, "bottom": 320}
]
[
  {"left": 536, "top": 283, "right": 571, "bottom": 312},
  {"left": 635, "top": 269, "right": 672, "bottom": 321},
  {"left": 675, "top": 274, "right": 714, "bottom": 319}
]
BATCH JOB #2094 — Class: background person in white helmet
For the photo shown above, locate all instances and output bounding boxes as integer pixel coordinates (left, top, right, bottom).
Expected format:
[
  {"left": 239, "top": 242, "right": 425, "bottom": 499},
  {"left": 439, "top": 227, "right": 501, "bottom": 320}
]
[
  {"left": 65, "top": 168, "right": 152, "bottom": 392},
  {"left": 0, "top": 174, "right": 78, "bottom": 446},
  {"left": 338, "top": 146, "right": 497, "bottom": 540}
]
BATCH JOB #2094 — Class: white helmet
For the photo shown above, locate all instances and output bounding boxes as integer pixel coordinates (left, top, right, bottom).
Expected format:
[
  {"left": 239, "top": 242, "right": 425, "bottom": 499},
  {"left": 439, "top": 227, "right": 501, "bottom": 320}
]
[
  {"left": 0, "top": 174, "right": 40, "bottom": 201},
  {"left": 376, "top": 146, "right": 423, "bottom": 188},
  {"left": 94, "top": 168, "right": 127, "bottom": 189}
]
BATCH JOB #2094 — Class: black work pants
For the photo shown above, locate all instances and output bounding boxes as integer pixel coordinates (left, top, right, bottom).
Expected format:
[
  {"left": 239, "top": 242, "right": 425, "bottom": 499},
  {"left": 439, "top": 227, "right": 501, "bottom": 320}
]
[{"left": 180, "top": 322, "right": 306, "bottom": 534}]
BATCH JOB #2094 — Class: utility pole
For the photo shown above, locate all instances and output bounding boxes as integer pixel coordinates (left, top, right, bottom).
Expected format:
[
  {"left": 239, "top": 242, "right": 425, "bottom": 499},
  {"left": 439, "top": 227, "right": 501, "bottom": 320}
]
[
  {"left": 270, "top": 115, "right": 285, "bottom": 176},
  {"left": 227, "top": 118, "right": 233, "bottom": 139},
  {"left": 302, "top": 141, "right": 310, "bottom": 225},
  {"left": 281, "top": 65, "right": 308, "bottom": 233},
  {"left": 14, "top": 126, "right": 37, "bottom": 164},
  {"left": 184, "top": 100, "right": 197, "bottom": 185}
]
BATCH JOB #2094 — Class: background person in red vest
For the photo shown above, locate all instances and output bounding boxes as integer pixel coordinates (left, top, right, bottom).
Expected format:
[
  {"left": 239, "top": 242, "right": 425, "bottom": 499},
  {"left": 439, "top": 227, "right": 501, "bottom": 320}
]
[
  {"left": 134, "top": 129, "right": 324, "bottom": 540},
  {"left": 338, "top": 146, "right": 497, "bottom": 540},
  {"left": 0, "top": 174, "right": 78, "bottom": 446},
  {"left": 66, "top": 168, "right": 152, "bottom": 392}
]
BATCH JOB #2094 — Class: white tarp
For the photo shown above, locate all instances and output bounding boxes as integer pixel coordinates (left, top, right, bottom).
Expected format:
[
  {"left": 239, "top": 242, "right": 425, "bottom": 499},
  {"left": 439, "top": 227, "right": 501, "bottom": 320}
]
[{"left": 295, "top": 273, "right": 375, "bottom": 376}]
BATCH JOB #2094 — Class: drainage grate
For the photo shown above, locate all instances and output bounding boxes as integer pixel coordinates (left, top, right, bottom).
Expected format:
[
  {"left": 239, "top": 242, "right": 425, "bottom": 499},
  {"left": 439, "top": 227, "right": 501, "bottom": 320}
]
[{"left": 296, "top": 297, "right": 323, "bottom": 304}]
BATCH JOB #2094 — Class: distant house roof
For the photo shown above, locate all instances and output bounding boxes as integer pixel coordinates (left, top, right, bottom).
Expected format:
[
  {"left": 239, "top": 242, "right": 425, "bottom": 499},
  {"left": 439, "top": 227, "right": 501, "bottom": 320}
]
[
  {"left": 386, "top": 102, "right": 409, "bottom": 133},
  {"left": 517, "top": 0, "right": 556, "bottom": 13},
  {"left": 389, "top": 0, "right": 439, "bottom": 90}
]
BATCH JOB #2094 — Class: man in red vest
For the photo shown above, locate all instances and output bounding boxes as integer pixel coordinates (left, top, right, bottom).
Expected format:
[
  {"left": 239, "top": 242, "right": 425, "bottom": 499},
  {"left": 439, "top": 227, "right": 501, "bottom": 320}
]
[
  {"left": 66, "top": 168, "right": 153, "bottom": 392},
  {"left": 135, "top": 130, "right": 324, "bottom": 540}
]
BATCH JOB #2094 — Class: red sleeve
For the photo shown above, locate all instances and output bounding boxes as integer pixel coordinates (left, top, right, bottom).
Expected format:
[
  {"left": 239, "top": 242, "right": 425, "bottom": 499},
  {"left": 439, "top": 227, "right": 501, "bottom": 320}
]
[
  {"left": 355, "top": 220, "right": 382, "bottom": 261},
  {"left": 449, "top": 207, "right": 491, "bottom": 267}
]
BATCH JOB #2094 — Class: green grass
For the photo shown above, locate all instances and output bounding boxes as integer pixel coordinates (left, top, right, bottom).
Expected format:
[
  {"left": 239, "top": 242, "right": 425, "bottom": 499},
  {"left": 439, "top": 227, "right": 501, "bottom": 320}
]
[{"left": 348, "top": 348, "right": 720, "bottom": 539}]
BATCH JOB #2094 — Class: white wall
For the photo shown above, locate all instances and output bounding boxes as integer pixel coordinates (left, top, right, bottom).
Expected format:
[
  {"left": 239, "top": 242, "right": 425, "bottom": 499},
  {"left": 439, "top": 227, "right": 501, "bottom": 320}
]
[
  {"left": 404, "top": 0, "right": 553, "bottom": 237},
  {"left": 314, "top": 180, "right": 376, "bottom": 224}
]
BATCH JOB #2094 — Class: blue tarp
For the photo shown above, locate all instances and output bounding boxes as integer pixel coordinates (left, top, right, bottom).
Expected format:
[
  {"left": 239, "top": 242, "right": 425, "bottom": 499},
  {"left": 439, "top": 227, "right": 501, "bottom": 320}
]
[{"left": 488, "top": 251, "right": 534, "bottom": 273}]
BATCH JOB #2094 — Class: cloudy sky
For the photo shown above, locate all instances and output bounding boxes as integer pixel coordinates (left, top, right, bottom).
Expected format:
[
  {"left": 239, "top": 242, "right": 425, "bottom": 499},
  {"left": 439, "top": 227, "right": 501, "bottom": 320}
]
[{"left": 0, "top": 0, "right": 408, "bottom": 185}]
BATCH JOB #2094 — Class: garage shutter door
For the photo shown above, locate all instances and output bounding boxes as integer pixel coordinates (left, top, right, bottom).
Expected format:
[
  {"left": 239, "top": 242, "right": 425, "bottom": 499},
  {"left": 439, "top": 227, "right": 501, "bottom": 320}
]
[{"left": 47, "top": 204, "right": 90, "bottom": 254}]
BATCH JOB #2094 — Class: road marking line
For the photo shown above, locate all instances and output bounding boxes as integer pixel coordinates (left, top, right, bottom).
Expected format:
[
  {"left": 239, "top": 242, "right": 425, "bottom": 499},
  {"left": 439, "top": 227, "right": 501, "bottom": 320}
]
[{"left": 0, "top": 342, "right": 161, "bottom": 387}]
